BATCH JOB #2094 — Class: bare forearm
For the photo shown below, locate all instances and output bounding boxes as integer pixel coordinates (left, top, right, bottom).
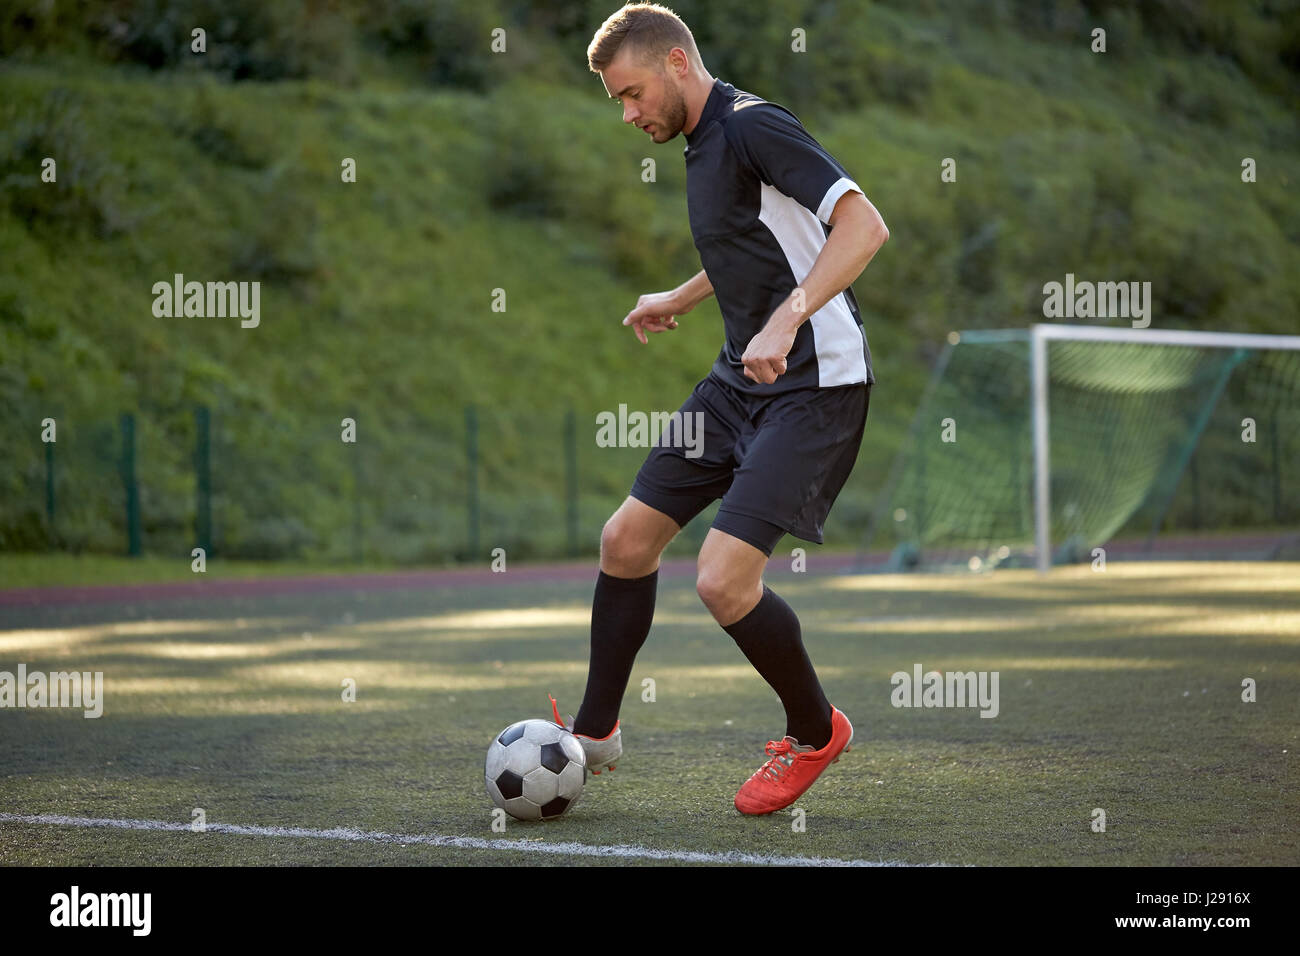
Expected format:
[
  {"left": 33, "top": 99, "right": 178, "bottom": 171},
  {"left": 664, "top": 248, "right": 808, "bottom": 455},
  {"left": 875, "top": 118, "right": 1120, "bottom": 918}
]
[
  {"left": 770, "top": 207, "right": 888, "bottom": 334},
  {"left": 740, "top": 193, "right": 888, "bottom": 384},
  {"left": 673, "top": 269, "right": 714, "bottom": 313}
]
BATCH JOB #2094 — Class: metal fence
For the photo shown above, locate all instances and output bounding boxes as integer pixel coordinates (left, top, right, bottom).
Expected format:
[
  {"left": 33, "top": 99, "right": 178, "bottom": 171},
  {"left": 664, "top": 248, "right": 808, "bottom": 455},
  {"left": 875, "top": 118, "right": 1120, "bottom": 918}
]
[{"left": 3, "top": 401, "right": 721, "bottom": 564}]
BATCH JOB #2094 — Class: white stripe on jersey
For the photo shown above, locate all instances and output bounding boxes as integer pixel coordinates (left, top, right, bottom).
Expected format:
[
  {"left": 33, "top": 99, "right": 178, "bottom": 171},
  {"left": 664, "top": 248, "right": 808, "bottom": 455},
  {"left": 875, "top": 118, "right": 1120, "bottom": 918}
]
[
  {"left": 817, "top": 176, "right": 864, "bottom": 225},
  {"left": 757, "top": 179, "right": 869, "bottom": 387}
]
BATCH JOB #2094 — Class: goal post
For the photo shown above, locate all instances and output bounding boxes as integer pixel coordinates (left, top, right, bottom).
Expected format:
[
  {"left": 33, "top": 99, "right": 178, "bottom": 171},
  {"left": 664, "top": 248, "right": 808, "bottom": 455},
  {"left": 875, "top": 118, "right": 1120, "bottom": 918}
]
[{"left": 857, "top": 324, "right": 1300, "bottom": 573}]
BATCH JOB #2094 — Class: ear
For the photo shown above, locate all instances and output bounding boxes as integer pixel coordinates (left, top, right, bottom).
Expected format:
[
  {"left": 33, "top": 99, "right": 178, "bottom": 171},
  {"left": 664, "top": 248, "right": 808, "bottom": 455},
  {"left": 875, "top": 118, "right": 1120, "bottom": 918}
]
[{"left": 668, "top": 46, "right": 690, "bottom": 76}]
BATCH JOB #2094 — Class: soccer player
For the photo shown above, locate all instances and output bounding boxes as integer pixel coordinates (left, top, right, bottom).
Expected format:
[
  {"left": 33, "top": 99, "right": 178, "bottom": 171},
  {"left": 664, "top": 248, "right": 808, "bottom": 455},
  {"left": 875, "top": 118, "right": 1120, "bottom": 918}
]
[{"left": 551, "top": 2, "right": 890, "bottom": 815}]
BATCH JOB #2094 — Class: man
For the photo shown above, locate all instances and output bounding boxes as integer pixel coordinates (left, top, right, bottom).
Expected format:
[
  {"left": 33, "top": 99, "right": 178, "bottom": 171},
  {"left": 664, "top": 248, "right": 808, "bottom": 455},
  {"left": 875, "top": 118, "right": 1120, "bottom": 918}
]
[{"left": 550, "top": 2, "right": 889, "bottom": 815}]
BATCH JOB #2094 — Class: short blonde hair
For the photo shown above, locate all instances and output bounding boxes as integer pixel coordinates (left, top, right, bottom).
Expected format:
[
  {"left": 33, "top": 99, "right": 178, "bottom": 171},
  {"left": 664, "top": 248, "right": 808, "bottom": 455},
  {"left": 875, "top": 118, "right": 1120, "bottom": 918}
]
[{"left": 587, "top": 3, "right": 703, "bottom": 74}]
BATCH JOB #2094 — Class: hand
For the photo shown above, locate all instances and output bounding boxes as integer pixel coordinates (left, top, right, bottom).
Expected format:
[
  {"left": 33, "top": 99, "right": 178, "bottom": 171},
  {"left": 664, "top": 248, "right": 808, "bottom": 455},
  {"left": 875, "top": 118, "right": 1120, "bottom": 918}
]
[
  {"left": 623, "top": 291, "right": 683, "bottom": 345},
  {"left": 741, "top": 322, "right": 796, "bottom": 384}
]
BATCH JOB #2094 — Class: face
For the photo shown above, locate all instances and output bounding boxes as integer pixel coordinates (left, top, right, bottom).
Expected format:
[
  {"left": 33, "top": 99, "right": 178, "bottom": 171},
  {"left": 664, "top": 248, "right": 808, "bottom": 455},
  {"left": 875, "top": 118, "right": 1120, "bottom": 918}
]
[{"left": 601, "top": 47, "right": 689, "bottom": 143}]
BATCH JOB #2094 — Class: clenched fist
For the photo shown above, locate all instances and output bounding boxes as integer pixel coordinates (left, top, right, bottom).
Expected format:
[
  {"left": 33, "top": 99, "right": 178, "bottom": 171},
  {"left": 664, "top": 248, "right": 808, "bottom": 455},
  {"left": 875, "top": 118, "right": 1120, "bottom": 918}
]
[{"left": 741, "top": 323, "right": 796, "bottom": 384}]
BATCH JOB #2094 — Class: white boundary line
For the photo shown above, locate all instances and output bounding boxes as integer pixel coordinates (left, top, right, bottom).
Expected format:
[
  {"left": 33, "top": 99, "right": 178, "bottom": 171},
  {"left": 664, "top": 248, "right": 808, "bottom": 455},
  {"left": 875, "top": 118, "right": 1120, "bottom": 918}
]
[{"left": 0, "top": 812, "right": 940, "bottom": 867}]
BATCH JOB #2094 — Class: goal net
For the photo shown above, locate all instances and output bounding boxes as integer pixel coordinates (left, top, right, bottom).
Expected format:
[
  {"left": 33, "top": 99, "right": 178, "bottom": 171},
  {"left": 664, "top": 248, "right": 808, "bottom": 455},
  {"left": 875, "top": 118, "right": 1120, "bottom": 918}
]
[{"left": 856, "top": 325, "right": 1300, "bottom": 572}]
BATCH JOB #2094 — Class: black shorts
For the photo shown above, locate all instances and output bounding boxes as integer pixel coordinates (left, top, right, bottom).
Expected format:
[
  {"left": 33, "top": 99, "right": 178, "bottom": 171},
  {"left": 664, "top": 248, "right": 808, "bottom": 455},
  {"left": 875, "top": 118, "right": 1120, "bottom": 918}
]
[{"left": 629, "top": 371, "right": 870, "bottom": 557}]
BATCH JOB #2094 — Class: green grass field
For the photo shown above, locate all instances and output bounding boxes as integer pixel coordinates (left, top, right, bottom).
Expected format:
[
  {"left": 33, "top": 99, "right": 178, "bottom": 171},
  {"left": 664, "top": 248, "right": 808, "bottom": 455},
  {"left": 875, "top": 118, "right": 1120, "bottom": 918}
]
[{"left": 1, "top": 560, "right": 1297, "bottom": 866}]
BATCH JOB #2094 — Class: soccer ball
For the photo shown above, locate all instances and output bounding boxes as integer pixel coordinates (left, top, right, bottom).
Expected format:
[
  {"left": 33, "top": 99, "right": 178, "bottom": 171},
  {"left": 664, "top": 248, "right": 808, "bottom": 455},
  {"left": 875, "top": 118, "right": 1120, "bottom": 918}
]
[{"left": 485, "top": 719, "right": 586, "bottom": 821}]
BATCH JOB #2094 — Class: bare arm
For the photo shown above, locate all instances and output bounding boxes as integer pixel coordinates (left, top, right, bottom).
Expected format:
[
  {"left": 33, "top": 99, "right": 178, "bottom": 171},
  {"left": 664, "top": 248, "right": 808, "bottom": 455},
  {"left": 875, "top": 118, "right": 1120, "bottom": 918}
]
[
  {"left": 621, "top": 269, "right": 715, "bottom": 345},
  {"left": 778, "top": 192, "right": 887, "bottom": 328},
  {"left": 741, "top": 192, "right": 888, "bottom": 382},
  {"left": 672, "top": 269, "right": 714, "bottom": 312}
]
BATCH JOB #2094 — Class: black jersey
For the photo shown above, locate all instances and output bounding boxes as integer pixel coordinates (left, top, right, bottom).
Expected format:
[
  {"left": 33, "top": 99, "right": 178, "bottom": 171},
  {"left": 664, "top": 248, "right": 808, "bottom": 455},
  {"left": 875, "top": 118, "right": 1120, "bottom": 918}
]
[{"left": 683, "top": 79, "right": 876, "bottom": 393}]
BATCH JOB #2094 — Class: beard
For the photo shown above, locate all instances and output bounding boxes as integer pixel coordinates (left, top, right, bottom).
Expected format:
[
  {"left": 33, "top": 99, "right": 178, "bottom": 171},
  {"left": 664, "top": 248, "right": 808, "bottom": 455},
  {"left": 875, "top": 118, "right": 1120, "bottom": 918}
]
[{"left": 655, "top": 75, "right": 689, "bottom": 140}]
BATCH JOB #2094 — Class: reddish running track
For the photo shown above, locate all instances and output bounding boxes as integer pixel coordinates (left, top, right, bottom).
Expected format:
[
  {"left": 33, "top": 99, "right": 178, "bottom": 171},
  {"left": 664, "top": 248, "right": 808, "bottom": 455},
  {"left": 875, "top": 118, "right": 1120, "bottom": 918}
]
[{"left": 0, "top": 555, "right": 868, "bottom": 609}]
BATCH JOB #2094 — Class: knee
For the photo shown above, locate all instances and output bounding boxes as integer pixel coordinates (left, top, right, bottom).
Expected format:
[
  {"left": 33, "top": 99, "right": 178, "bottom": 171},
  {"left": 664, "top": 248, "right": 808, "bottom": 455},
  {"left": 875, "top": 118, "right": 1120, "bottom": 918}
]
[
  {"left": 696, "top": 566, "right": 751, "bottom": 624},
  {"left": 600, "top": 513, "right": 657, "bottom": 577}
]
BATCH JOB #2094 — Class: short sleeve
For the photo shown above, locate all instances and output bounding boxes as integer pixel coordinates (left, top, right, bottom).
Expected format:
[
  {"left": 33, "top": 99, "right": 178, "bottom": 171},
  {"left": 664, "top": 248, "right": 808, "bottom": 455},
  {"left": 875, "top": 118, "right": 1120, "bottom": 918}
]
[{"left": 723, "top": 102, "right": 864, "bottom": 225}]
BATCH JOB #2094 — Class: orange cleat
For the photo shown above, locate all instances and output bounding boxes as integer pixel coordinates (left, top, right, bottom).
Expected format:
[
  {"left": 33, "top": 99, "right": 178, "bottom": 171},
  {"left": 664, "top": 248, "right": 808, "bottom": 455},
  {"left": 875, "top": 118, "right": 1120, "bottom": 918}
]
[{"left": 733, "top": 706, "right": 853, "bottom": 815}]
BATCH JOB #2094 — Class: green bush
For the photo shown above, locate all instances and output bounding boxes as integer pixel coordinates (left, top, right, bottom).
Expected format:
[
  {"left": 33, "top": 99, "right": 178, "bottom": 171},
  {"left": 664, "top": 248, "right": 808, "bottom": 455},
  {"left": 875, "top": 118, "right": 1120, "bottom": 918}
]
[
  {"left": 366, "top": 0, "right": 505, "bottom": 91},
  {"left": 88, "top": 0, "right": 357, "bottom": 81},
  {"left": 182, "top": 82, "right": 272, "bottom": 169},
  {"left": 0, "top": 90, "right": 129, "bottom": 237},
  {"left": 229, "top": 168, "right": 321, "bottom": 281}
]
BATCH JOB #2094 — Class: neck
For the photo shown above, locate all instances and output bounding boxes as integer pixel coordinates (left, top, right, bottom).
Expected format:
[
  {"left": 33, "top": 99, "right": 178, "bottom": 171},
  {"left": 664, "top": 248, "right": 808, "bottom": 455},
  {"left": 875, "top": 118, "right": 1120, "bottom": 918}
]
[{"left": 681, "top": 74, "right": 717, "bottom": 135}]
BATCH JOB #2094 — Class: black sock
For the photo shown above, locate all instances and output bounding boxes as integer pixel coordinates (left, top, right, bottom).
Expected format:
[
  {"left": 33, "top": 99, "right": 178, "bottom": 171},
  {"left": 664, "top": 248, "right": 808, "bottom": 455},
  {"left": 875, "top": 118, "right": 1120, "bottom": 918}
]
[
  {"left": 574, "top": 568, "right": 658, "bottom": 738},
  {"left": 723, "top": 585, "right": 833, "bottom": 750}
]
